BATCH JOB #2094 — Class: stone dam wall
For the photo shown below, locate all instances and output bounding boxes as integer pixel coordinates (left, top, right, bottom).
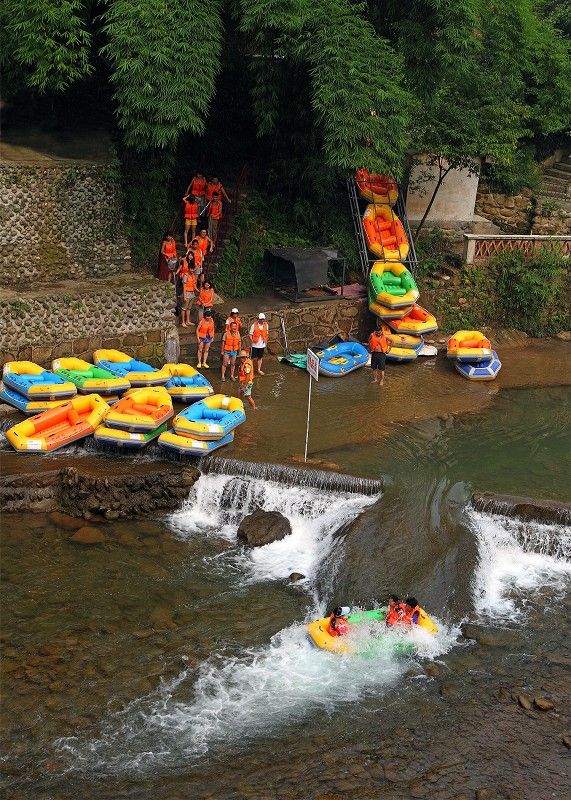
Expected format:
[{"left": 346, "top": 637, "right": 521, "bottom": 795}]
[{"left": 0, "top": 161, "right": 132, "bottom": 287}]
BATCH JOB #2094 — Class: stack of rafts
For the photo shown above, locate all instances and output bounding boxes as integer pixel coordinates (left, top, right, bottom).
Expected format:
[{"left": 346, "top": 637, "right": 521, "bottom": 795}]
[
  {"left": 158, "top": 394, "right": 246, "bottom": 456},
  {"left": 1, "top": 361, "right": 78, "bottom": 415},
  {"left": 447, "top": 330, "right": 502, "bottom": 381},
  {"left": 356, "top": 169, "right": 439, "bottom": 364},
  {"left": 94, "top": 386, "right": 174, "bottom": 448}
]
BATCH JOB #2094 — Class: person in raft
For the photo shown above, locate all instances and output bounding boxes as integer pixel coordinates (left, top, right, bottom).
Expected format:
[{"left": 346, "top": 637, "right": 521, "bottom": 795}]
[
  {"left": 225, "top": 307, "right": 242, "bottom": 333},
  {"left": 327, "top": 606, "right": 350, "bottom": 637},
  {"left": 386, "top": 596, "right": 421, "bottom": 626},
  {"left": 196, "top": 280, "right": 214, "bottom": 322},
  {"left": 385, "top": 595, "right": 406, "bottom": 626},
  {"left": 186, "top": 172, "right": 207, "bottom": 214},
  {"left": 238, "top": 350, "right": 256, "bottom": 409},
  {"left": 196, "top": 308, "right": 214, "bottom": 369},
  {"left": 249, "top": 312, "right": 269, "bottom": 375},
  {"left": 368, "top": 321, "right": 392, "bottom": 386},
  {"left": 221, "top": 321, "right": 241, "bottom": 381},
  {"left": 182, "top": 193, "right": 200, "bottom": 247}
]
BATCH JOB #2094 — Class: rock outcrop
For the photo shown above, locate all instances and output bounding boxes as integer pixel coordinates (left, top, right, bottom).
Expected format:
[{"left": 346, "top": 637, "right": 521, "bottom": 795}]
[
  {"left": 237, "top": 510, "right": 292, "bottom": 547},
  {"left": 472, "top": 492, "right": 571, "bottom": 526}
]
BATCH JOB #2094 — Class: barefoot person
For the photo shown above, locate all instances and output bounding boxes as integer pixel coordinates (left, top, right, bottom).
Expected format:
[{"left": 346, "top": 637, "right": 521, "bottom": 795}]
[
  {"left": 249, "top": 312, "right": 269, "bottom": 375},
  {"left": 221, "top": 321, "right": 241, "bottom": 381},
  {"left": 196, "top": 308, "right": 214, "bottom": 369},
  {"left": 368, "top": 322, "right": 392, "bottom": 386},
  {"left": 238, "top": 349, "right": 256, "bottom": 409}
]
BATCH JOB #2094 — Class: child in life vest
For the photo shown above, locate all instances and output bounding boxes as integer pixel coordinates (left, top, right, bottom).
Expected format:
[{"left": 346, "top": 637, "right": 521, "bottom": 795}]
[
  {"left": 327, "top": 607, "right": 350, "bottom": 637},
  {"left": 221, "top": 321, "right": 241, "bottom": 381},
  {"left": 196, "top": 308, "right": 214, "bottom": 369},
  {"left": 238, "top": 350, "right": 256, "bottom": 409}
]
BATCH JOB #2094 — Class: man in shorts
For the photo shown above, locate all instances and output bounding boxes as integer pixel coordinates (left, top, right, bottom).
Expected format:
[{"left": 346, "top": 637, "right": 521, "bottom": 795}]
[
  {"left": 249, "top": 312, "right": 269, "bottom": 375},
  {"left": 238, "top": 349, "right": 256, "bottom": 409},
  {"left": 368, "top": 322, "right": 392, "bottom": 386}
]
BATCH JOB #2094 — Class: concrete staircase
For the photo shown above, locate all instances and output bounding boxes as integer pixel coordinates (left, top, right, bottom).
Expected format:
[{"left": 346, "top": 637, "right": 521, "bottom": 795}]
[{"left": 539, "top": 153, "right": 571, "bottom": 210}]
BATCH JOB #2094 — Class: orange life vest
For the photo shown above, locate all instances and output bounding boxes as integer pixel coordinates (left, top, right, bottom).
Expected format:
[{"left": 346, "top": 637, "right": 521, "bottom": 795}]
[
  {"left": 223, "top": 333, "right": 241, "bottom": 352},
  {"left": 225, "top": 316, "right": 242, "bottom": 332},
  {"left": 190, "top": 177, "right": 206, "bottom": 197},
  {"left": 239, "top": 358, "right": 254, "bottom": 384},
  {"left": 197, "top": 235, "right": 211, "bottom": 255},
  {"left": 208, "top": 200, "right": 222, "bottom": 220},
  {"left": 183, "top": 271, "right": 197, "bottom": 295},
  {"left": 251, "top": 321, "right": 268, "bottom": 344},
  {"left": 184, "top": 201, "right": 199, "bottom": 220},
  {"left": 206, "top": 181, "right": 223, "bottom": 201},
  {"left": 198, "top": 287, "right": 214, "bottom": 307},
  {"left": 402, "top": 605, "right": 421, "bottom": 626},
  {"left": 163, "top": 239, "right": 176, "bottom": 258},
  {"left": 385, "top": 603, "right": 407, "bottom": 626},
  {"left": 327, "top": 613, "right": 349, "bottom": 637},
  {"left": 197, "top": 318, "right": 214, "bottom": 338},
  {"left": 190, "top": 248, "right": 204, "bottom": 269},
  {"left": 369, "top": 331, "right": 390, "bottom": 353}
]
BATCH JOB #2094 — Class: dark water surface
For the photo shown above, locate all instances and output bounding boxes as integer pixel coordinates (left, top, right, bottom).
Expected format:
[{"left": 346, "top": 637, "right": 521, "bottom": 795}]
[{"left": 1, "top": 342, "right": 570, "bottom": 799}]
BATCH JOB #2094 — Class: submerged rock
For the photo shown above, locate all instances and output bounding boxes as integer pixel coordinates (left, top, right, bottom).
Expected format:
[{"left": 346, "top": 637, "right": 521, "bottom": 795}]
[
  {"left": 461, "top": 623, "right": 522, "bottom": 648},
  {"left": 471, "top": 492, "right": 571, "bottom": 526},
  {"left": 237, "top": 510, "right": 292, "bottom": 547},
  {"left": 288, "top": 572, "right": 305, "bottom": 583},
  {"left": 534, "top": 696, "right": 555, "bottom": 711},
  {"left": 69, "top": 527, "right": 108, "bottom": 545},
  {"left": 49, "top": 511, "right": 85, "bottom": 530}
]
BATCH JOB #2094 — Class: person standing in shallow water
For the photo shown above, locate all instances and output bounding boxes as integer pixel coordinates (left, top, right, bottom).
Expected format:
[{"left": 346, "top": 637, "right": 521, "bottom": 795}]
[{"left": 368, "top": 321, "right": 392, "bottom": 385}]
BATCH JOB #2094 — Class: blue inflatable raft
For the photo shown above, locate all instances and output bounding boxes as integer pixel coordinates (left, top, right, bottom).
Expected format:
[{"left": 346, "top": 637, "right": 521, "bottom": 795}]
[
  {"left": 173, "top": 395, "right": 246, "bottom": 440},
  {"left": 158, "top": 430, "right": 235, "bottom": 455},
  {"left": 454, "top": 351, "right": 502, "bottom": 381},
  {"left": 93, "top": 349, "right": 170, "bottom": 387},
  {"left": 0, "top": 383, "right": 70, "bottom": 415},
  {"left": 315, "top": 342, "right": 369, "bottom": 377},
  {"left": 2, "top": 362, "right": 77, "bottom": 400}
]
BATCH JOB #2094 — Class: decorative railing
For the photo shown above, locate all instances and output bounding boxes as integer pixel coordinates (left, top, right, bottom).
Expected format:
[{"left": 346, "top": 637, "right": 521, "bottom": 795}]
[{"left": 463, "top": 234, "right": 571, "bottom": 264}]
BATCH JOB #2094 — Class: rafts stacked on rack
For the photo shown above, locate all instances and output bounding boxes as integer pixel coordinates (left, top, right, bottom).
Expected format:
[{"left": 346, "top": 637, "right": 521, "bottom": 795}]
[
  {"left": 447, "top": 330, "right": 501, "bottom": 381},
  {"left": 6, "top": 394, "right": 109, "bottom": 452},
  {"left": 162, "top": 363, "right": 213, "bottom": 403},
  {"left": 52, "top": 358, "right": 130, "bottom": 396},
  {"left": 93, "top": 350, "right": 170, "bottom": 387},
  {"left": 94, "top": 386, "right": 173, "bottom": 449},
  {"left": 158, "top": 394, "right": 245, "bottom": 455},
  {"left": 1, "top": 361, "right": 77, "bottom": 414}
]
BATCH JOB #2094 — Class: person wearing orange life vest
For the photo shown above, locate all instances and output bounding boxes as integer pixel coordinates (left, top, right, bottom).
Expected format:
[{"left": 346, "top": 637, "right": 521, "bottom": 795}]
[
  {"left": 368, "top": 321, "right": 392, "bottom": 386},
  {"left": 186, "top": 239, "right": 204, "bottom": 286},
  {"left": 196, "top": 280, "right": 214, "bottom": 322},
  {"left": 196, "top": 308, "right": 214, "bottom": 369},
  {"left": 238, "top": 350, "right": 256, "bottom": 409},
  {"left": 385, "top": 594, "right": 407, "bottom": 626},
  {"left": 249, "top": 312, "right": 269, "bottom": 375},
  {"left": 205, "top": 176, "right": 230, "bottom": 204},
  {"left": 225, "top": 307, "right": 242, "bottom": 333},
  {"left": 205, "top": 192, "right": 223, "bottom": 242},
  {"left": 221, "top": 321, "right": 241, "bottom": 381},
  {"left": 196, "top": 229, "right": 214, "bottom": 258},
  {"left": 182, "top": 194, "right": 199, "bottom": 247},
  {"left": 180, "top": 259, "right": 197, "bottom": 328},
  {"left": 402, "top": 597, "right": 421, "bottom": 626},
  {"left": 186, "top": 172, "right": 207, "bottom": 214},
  {"left": 327, "top": 606, "right": 350, "bottom": 637},
  {"left": 159, "top": 234, "right": 178, "bottom": 282}
]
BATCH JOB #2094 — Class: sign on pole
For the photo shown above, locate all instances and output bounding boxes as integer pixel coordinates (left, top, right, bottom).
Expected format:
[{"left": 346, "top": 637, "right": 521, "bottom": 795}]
[{"left": 304, "top": 349, "right": 319, "bottom": 462}]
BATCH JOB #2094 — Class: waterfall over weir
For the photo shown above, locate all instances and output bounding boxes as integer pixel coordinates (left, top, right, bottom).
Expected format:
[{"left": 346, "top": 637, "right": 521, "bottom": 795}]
[{"left": 199, "top": 456, "right": 383, "bottom": 496}]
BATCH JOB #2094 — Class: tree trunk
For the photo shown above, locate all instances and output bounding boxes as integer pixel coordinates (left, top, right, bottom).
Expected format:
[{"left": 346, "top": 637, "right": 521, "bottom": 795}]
[{"left": 414, "top": 165, "right": 452, "bottom": 237}]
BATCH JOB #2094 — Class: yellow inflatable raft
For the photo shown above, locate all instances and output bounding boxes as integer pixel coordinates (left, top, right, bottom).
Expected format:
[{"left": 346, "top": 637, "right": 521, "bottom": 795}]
[
  {"left": 369, "top": 262, "right": 419, "bottom": 309},
  {"left": 162, "top": 363, "right": 214, "bottom": 402},
  {"left": 104, "top": 386, "right": 173, "bottom": 432},
  {"left": 173, "top": 395, "right": 246, "bottom": 441},
  {"left": 93, "top": 350, "right": 170, "bottom": 387},
  {"left": 447, "top": 330, "right": 492, "bottom": 363},
  {"left": 362, "top": 205, "right": 410, "bottom": 261},
  {"left": 52, "top": 357, "right": 131, "bottom": 395},
  {"left": 368, "top": 292, "right": 413, "bottom": 321}
]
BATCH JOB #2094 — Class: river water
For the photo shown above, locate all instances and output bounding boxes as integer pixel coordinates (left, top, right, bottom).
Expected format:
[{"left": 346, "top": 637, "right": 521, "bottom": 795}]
[{"left": 1, "top": 340, "right": 570, "bottom": 799}]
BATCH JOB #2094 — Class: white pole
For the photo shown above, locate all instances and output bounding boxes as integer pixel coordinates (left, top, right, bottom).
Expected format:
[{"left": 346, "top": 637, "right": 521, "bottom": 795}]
[{"left": 304, "top": 374, "right": 312, "bottom": 463}]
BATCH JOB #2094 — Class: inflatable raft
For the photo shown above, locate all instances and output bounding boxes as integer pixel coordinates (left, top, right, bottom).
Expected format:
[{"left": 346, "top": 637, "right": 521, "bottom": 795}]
[
  {"left": 52, "top": 357, "right": 131, "bottom": 396},
  {"left": 447, "top": 331, "right": 492, "bottom": 363},
  {"left": 369, "top": 262, "right": 419, "bottom": 309},
  {"left": 454, "top": 351, "right": 502, "bottom": 381},
  {"left": 307, "top": 607, "right": 438, "bottom": 656},
  {"left": 93, "top": 350, "right": 170, "bottom": 387},
  {"left": 6, "top": 394, "right": 109, "bottom": 453},
  {"left": 163, "top": 363, "right": 214, "bottom": 402},
  {"left": 368, "top": 288, "right": 412, "bottom": 321},
  {"left": 0, "top": 383, "right": 71, "bottom": 415},
  {"left": 94, "top": 421, "right": 168, "bottom": 448},
  {"left": 173, "top": 395, "right": 245, "bottom": 440},
  {"left": 380, "top": 324, "right": 423, "bottom": 350},
  {"left": 355, "top": 169, "right": 398, "bottom": 205},
  {"left": 158, "top": 430, "right": 235, "bottom": 456},
  {"left": 3, "top": 361, "right": 77, "bottom": 401},
  {"left": 362, "top": 205, "right": 409, "bottom": 261},
  {"left": 385, "top": 345, "right": 419, "bottom": 363},
  {"left": 104, "top": 386, "right": 173, "bottom": 432},
  {"left": 315, "top": 341, "right": 369, "bottom": 377},
  {"left": 386, "top": 305, "right": 438, "bottom": 336}
]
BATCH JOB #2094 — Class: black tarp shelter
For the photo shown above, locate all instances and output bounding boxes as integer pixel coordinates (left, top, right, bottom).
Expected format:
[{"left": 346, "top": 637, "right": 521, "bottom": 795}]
[{"left": 264, "top": 247, "right": 345, "bottom": 301}]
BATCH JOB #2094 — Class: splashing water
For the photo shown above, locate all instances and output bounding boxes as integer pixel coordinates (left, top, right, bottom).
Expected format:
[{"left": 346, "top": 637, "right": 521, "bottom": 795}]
[{"left": 470, "top": 509, "right": 571, "bottom": 618}]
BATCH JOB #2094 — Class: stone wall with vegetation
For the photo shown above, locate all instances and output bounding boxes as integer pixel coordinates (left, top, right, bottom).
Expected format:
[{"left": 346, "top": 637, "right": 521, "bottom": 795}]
[
  {"left": 0, "top": 161, "right": 132, "bottom": 287},
  {"left": 475, "top": 186, "right": 533, "bottom": 233},
  {"left": 0, "top": 278, "right": 175, "bottom": 367}
]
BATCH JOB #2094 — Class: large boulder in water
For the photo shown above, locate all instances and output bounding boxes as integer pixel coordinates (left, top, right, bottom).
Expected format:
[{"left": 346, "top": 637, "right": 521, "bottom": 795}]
[
  {"left": 471, "top": 492, "right": 571, "bottom": 526},
  {"left": 237, "top": 510, "right": 292, "bottom": 547}
]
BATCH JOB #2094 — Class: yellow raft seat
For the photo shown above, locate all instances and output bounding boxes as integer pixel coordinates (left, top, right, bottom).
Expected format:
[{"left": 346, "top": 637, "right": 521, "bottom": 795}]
[
  {"left": 104, "top": 386, "right": 173, "bottom": 432},
  {"left": 447, "top": 330, "right": 492, "bottom": 363}
]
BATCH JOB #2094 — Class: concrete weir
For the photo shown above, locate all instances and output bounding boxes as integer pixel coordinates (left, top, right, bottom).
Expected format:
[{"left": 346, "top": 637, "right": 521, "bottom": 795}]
[{"left": 472, "top": 492, "right": 571, "bottom": 526}]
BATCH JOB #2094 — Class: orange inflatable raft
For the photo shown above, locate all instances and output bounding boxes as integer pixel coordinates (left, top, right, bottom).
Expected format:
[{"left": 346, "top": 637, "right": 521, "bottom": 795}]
[
  {"left": 6, "top": 394, "right": 109, "bottom": 452},
  {"left": 386, "top": 305, "right": 438, "bottom": 336},
  {"left": 355, "top": 169, "right": 398, "bottom": 205},
  {"left": 362, "top": 205, "right": 409, "bottom": 261},
  {"left": 104, "top": 387, "right": 173, "bottom": 432},
  {"left": 447, "top": 331, "right": 492, "bottom": 363}
]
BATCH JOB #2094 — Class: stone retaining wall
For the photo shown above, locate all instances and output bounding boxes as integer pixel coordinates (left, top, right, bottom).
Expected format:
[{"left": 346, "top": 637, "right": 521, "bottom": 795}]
[
  {"left": 0, "top": 278, "right": 176, "bottom": 367},
  {"left": 0, "top": 161, "right": 132, "bottom": 287},
  {"left": 475, "top": 187, "right": 533, "bottom": 233}
]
